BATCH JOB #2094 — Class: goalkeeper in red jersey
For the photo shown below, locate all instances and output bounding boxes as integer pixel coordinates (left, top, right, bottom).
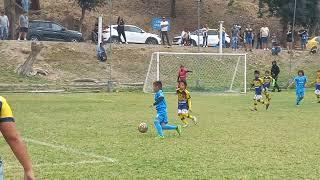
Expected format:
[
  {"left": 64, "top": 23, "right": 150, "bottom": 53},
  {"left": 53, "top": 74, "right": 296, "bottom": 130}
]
[{"left": 177, "top": 65, "right": 192, "bottom": 83}]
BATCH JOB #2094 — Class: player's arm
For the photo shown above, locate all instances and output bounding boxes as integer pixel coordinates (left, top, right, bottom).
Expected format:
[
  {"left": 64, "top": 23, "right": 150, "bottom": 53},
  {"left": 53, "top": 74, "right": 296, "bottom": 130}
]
[
  {"left": 288, "top": 78, "right": 295, "bottom": 88},
  {"left": 0, "top": 100, "right": 35, "bottom": 180},
  {"left": 153, "top": 96, "right": 164, "bottom": 106},
  {"left": 186, "top": 92, "right": 192, "bottom": 111}
]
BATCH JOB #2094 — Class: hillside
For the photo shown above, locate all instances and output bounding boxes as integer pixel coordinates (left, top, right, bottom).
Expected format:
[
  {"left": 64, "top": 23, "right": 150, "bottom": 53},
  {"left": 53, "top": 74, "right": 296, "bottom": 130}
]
[
  {"left": 0, "top": 41, "right": 319, "bottom": 91},
  {"left": 0, "top": 0, "right": 282, "bottom": 39}
]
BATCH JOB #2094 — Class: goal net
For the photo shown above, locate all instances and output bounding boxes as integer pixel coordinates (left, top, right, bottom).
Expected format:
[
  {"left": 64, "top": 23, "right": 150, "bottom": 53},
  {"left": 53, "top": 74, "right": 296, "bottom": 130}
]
[{"left": 143, "top": 52, "right": 247, "bottom": 93}]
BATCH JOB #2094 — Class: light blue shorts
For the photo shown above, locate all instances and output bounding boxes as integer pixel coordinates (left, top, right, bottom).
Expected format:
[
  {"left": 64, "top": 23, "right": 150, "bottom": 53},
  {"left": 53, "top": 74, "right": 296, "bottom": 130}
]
[{"left": 156, "top": 113, "right": 168, "bottom": 124}]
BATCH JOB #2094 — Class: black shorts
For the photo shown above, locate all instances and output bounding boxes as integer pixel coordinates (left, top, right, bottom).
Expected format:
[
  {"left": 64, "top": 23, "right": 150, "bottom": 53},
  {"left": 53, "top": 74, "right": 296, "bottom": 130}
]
[{"left": 20, "top": 27, "right": 28, "bottom": 33}]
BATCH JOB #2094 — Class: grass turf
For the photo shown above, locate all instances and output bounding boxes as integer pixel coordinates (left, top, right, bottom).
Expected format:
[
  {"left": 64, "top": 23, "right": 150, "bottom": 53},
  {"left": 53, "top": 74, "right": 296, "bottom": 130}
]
[{"left": 0, "top": 91, "right": 320, "bottom": 179}]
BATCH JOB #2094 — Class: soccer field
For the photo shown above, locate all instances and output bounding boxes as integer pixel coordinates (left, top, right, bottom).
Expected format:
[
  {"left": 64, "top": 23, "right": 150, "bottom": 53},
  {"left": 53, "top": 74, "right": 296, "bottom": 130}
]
[{"left": 1, "top": 92, "right": 320, "bottom": 179}]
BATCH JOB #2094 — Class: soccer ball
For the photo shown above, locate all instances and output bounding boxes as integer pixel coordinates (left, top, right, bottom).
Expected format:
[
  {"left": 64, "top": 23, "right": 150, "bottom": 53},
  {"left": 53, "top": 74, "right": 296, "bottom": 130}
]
[{"left": 138, "top": 122, "right": 148, "bottom": 133}]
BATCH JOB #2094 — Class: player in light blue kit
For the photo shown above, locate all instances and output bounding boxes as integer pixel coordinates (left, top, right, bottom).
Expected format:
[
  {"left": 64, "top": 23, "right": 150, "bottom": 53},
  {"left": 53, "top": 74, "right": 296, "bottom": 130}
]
[
  {"left": 289, "top": 70, "right": 308, "bottom": 106},
  {"left": 151, "top": 81, "right": 181, "bottom": 138}
]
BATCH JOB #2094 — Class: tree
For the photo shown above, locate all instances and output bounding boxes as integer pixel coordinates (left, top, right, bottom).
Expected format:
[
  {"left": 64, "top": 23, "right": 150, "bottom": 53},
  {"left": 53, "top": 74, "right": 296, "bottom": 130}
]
[
  {"left": 264, "top": 0, "right": 319, "bottom": 31},
  {"left": 73, "top": 0, "right": 108, "bottom": 32},
  {"left": 170, "top": 0, "right": 176, "bottom": 18}
]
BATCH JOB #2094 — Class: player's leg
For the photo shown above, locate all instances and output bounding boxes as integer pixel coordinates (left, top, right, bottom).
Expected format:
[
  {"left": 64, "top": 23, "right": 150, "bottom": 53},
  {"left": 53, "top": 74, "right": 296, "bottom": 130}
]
[
  {"left": 315, "top": 90, "right": 320, "bottom": 103},
  {"left": 154, "top": 114, "right": 164, "bottom": 137},
  {"left": 252, "top": 96, "right": 258, "bottom": 111},
  {"left": 186, "top": 114, "right": 197, "bottom": 125},
  {"left": 161, "top": 114, "right": 181, "bottom": 135},
  {"left": 179, "top": 113, "right": 189, "bottom": 127}
]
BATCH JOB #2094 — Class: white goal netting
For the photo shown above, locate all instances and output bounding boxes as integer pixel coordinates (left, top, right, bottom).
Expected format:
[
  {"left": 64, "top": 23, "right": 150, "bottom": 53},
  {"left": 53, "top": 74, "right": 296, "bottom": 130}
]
[{"left": 143, "top": 52, "right": 247, "bottom": 93}]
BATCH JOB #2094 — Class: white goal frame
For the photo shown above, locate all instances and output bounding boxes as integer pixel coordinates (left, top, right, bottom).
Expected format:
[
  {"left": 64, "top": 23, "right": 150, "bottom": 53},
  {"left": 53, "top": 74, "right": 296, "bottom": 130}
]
[{"left": 143, "top": 52, "right": 247, "bottom": 93}]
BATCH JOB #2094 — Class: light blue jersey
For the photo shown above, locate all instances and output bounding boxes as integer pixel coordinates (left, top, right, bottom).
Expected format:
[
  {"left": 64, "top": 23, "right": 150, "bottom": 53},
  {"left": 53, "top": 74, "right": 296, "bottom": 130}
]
[
  {"left": 295, "top": 76, "right": 308, "bottom": 92},
  {"left": 154, "top": 90, "right": 167, "bottom": 114}
]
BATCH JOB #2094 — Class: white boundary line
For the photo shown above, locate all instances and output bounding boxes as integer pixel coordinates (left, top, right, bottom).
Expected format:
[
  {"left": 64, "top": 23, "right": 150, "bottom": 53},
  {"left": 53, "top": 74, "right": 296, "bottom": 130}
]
[
  {"left": 24, "top": 138, "right": 116, "bottom": 163},
  {"left": 6, "top": 160, "right": 109, "bottom": 170}
]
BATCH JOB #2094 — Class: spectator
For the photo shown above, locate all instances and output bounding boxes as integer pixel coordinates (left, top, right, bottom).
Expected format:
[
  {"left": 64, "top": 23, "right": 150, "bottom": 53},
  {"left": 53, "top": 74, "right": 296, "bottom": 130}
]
[
  {"left": 180, "top": 29, "right": 186, "bottom": 46},
  {"left": 222, "top": 27, "right": 226, "bottom": 48},
  {"left": 0, "top": 11, "right": 9, "bottom": 40},
  {"left": 271, "top": 33, "right": 281, "bottom": 55},
  {"left": 117, "top": 16, "right": 127, "bottom": 44},
  {"left": 244, "top": 25, "right": 254, "bottom": 52},
  {"left": 286, "top": 27, "right": 293, "bottom": 52},
  {"left": 21, "top": 0, "right": 30, "bottom": 13},
  {"left": 184, "top": 30, "right": 191, "bottom": 46},
  {"left": 160, "top": 17, "right": 170, "bottom": 46},
  {"left": 252, "top": 32, "right": 255, "bottom": 48},
  {"left": 18, "top": 12, "right": 29, "bottom": 41},
  {"left": 91, "top": 23, "right": 98, "bottom": 43},
  {"left": 0, "top": 96, "right": 35, "bottom": 180},
  {"left": 271, "top": 61, "right": 281, "bottom": 92},
  {"left": 97, "top": 43, "right": 107, "bottom": 62},
  {"left": 231, "top": 24, "right": 240, "bottom": 51},
  {"left": 260, "top": 24, "right": 270, "bottom": 50},
  {"left": 298, "top": 28, "right": 308, "bottom": 50},
  {"left": 202, "top": 24, "right": 209, "bottom": 47},
  {"left": 256, "top": 30, "right": 262, "bottom": 49}
]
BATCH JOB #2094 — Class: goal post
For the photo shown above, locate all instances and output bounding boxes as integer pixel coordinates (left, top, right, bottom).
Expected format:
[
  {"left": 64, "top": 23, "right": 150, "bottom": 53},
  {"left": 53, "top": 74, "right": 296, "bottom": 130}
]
[{"left": 143, "top": 52, "right": 247, "bottom": 94}]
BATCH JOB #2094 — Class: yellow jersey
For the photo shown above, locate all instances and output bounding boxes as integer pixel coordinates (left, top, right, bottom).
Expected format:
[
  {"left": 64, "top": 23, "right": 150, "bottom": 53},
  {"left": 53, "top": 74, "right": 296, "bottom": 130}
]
[
  {"left": 177, "top": 89, "right": 192, "bottom": 110},
  {"left": 251, "top": 78, "right": 264, "bottom": 95},
  {"left": 0, "top": 96, "right": 14, "bottom": 122}
]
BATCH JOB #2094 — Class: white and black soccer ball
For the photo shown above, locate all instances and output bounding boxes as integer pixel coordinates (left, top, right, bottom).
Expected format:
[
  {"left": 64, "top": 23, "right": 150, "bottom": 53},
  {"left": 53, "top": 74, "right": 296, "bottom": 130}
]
[{"left": 138, "top": 122, "right": 148, "bottom": 133}]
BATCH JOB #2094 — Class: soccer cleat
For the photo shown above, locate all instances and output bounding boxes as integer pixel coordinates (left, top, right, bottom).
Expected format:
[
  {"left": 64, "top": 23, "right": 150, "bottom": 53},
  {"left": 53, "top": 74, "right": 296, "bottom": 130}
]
[
  {"left": 192, "top": 116, "right": 198, "bottom": 125},
  {"left": 266, "top": 103, "right": 270, "bottom": 110},
  {"left": 182, "top": 124, "right": 189, "bottom": 128},
  {"left": 318, "top": 101, "right": 320, "bottom": 103},
  {"left": 176, "top": 125, "right": 182, "bottom": 135},
  {"left": 251, "top": 108, "right": 258, "bottom": 111},
  {"left": 156, "top": 136, "right": 165, "bottom": 139},
  {"left": 278, "top": 89, "right": 282, "bottom": 92}
]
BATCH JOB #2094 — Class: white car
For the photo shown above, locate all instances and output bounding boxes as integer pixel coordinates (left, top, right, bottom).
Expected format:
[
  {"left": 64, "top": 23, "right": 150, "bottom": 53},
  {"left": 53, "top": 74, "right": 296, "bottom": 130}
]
[
  {"left": 102, "top": 25, "right": 161, "bottom": 45},
  {"left": 173, "top": 29, "right": 231, "bottom": 47}
]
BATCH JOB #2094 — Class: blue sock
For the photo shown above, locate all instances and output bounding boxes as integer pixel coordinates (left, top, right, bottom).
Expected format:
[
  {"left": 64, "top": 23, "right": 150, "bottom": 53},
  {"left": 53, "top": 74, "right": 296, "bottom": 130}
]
[
  {"left": 162, "top": 124, "right": 177, "bottom": 130},
  {"left": 154, "top": 120, "right": 164, "bottom": 137}
]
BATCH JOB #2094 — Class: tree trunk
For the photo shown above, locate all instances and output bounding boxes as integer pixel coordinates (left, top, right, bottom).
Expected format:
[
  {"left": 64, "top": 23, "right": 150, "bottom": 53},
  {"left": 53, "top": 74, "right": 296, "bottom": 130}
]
[
  {"left": 4, "top": 0, "right": 16, "bottom": 40},
  {"left": 31, "top": 0, "right": 40, "bottom": 10},
  {"left": 79, "top": 7, "right": 86, "bottom": 32},
  {"left": 17, "top": 42, "right": 44, "bottom": 76},
  {"left": 170, "top": 0, "right": 176, "bottom": 18}
]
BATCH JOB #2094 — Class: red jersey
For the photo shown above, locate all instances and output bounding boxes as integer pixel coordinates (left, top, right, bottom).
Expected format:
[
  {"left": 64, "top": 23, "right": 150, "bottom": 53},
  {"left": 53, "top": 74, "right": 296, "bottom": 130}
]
[{"left": 178, "top": 68, "right": 188, "bottom": 81}]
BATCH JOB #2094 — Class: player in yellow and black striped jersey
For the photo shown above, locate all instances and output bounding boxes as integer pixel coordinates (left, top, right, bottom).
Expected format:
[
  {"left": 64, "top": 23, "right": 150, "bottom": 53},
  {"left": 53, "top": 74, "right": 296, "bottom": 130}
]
[
  {"left": 263, "top": 70, "right": 273, "bottom": 104},
  {"left": 251, "top": 70, "right": 269, "bottom": 111},
  {"left": 176, "top": 81, "right": 197, "bottom": 127}
]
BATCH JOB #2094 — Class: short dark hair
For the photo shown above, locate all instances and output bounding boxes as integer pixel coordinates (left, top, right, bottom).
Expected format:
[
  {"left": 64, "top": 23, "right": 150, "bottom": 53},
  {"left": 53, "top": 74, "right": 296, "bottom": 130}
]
[
  {"left": 265, "top": 70, "right": 270, "bottom": 74},
  {"left": 254, "top": 70, "right": 260, "bottom": 75},
  {"left": 317, "top": 70, "right": 320, "bottom": 73},
  {"left": 179, "top": 80, "right": 187, "bottom": 87},
  {"left": 298, "top": 70, "right": 304, "bottom": 76},
  {"left": 153, "top": 81, "right": 162, "bottom": 89},
  {"left": 272, "top": 61, "right": 277, "bottom": 64}
]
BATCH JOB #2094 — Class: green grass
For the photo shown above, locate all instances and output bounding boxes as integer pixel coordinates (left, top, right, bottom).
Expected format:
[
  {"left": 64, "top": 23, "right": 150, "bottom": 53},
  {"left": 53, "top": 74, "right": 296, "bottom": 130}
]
[{"left": 1, "top": 91, "right": 320, "bottom": 179}]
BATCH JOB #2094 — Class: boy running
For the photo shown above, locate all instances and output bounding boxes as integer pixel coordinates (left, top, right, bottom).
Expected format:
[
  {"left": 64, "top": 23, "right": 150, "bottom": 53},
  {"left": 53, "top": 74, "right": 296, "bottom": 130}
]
[
  {"left": 289, "top": 70, "right": 308, "bottom": 106},
  {"left": 176, "top": 81, "right": 197, "bottom": 127},
  {"left": 251, "top": 70, "right": 269, "bottom": 111},
  {"left": 263, "top": 70, "right": 273, "bottom": 104},
  {"left": 309, "top": 70, "right": 320, "bottom": 103},
  {"left": 151, "top": 81, "right": 181, "bottom": 138}
]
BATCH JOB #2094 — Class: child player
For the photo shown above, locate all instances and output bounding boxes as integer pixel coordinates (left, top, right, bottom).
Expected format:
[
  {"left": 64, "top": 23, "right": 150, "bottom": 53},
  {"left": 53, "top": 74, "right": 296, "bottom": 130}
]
[
  {"left": 251, "top": 70, "right": 269, "bottom": 111},
  {"left": 176, "top": 81, "right": 197, "bottom": 127},
  {"left": 289, "top": 70, "right": 308, "bottom": 106},
  {"left": 177, "top": 65, "right": 192, "bottom": 83},
  {"left": 263, "top": 70, "right": 273, "bottom": 105},
  {"left": 309, "top": 70, "right": 320, "bottom": 103},
  {"left": 151, "top": 81, "right": 182, "bottom": 138}
]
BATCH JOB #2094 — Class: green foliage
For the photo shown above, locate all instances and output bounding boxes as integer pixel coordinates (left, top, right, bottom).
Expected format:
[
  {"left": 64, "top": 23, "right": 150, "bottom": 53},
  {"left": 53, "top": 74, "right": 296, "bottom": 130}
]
[
  {"left": 264, "top": 0, "right": 319, "bottom": 28},
  {"left": 74, "top": 0, "right": 108, "bottom": 11}
]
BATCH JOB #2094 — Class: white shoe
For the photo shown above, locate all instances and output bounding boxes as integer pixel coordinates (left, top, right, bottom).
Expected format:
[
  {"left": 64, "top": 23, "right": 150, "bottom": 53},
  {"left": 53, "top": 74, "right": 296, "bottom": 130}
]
[
  {"left": 263, "top": 48, "right": 266, "bottom": 50},
  {"left": 17, "top": 38, "right": 20, "bottom": 41},
  {"left": 192, "top": 116, "right": 198, "bottom": 125},
  {"left": 125, "top": 42, "right": 128, "bottom": 44},
  {"left": 182, "top": 124, "right": 189, "bottom": 128}
]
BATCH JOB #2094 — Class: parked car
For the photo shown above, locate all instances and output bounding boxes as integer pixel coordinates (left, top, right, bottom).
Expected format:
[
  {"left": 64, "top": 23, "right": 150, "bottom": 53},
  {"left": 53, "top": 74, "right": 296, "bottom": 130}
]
[
  {"left": 173, "top": 29, "right": 231, "bottom": 47},
  {"left": 307, "top": 36, "right": 320, "bottom": 54},
  {"left": 27, "top": 20, "right": 84, "bottom": 42},
  {"left": 102, "top": 25, "right": 161, "bottom": 45}
]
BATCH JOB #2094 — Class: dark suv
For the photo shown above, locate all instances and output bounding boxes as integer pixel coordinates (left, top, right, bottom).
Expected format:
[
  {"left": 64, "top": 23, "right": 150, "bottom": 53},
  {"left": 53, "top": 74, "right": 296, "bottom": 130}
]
[{"left": 27, "top": 20, "right": 84, "bottom": 42}]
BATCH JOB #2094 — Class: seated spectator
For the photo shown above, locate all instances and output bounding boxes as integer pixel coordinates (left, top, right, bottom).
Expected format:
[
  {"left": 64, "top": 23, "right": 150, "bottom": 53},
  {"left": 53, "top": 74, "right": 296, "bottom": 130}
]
[
  {"left": 180, "top": 29, "right": 186, "bottom": 46},
  {"left": 271, "top": 33, "right": 281, "bottom": 55},
  {"left": 97, "top": 43, "right": 107, "bottom": 62}
]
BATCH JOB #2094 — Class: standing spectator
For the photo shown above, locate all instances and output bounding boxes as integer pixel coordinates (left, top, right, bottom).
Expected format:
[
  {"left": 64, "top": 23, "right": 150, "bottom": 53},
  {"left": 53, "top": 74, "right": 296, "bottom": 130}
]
[
  {"left": 160, "top": 17, "right": 170, "bottom": 46},
  {"left": 286, "top": 27, "right": 293, "bottom": 52},
  {"left": 21, "top": 0, "right": 30, "bottom": 13},
  {"left": 260, "top": 24, "right": 270, "bottom": 50},
  {"left": 0, "top": 11, "right": 9, "bottom": 40},
  {"left": 117, "top": 16, "right": 127, "bottom": 44},
  {"left": 244, "top": 25, "right": 254, "bottom": 52},
  {"left": 231, "top": 24, "right": 240, "bottom": 51},
  {"left": 298, "top": 28, "right": 308, "bottom": 50},
  {"left": 271, "top": 33, "right": 281, "bottom": 55},
  {"left": 271, "top": 61, "right": 281, "bottom": 92},
  {"left": 256, "top": 30, "right": 262, "bottom": 49},
  {"left": 252, "top": 32, "right": 255, "bottom": 48},
  {"left": 202, "top": 24, "right": 209, "bottom": 47},
  {"left": 0, "top": 96, "right": 35, "bottom": 180},
  {"left": 97, "top": 43, "right": 107, "bottom": 62},
  {"left": 222, "top": 27, "right": 226, "bottom": 48},
  {"left": 18, "top": 12, "right": 29, "bottom": 41}
]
